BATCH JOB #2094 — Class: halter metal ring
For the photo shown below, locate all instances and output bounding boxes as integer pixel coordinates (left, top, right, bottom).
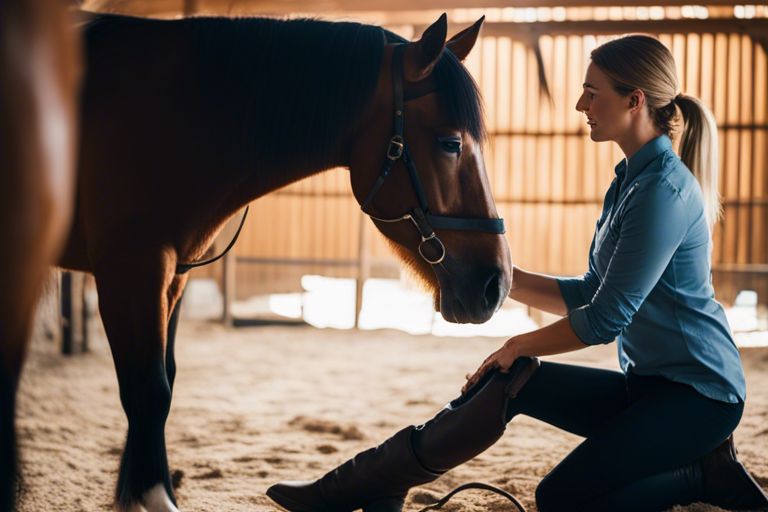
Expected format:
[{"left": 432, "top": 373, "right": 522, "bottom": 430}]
[
  {"left": 418, "top": 233, "right": 446, "bottom": 265},
  {"left": 387, "top": 136, "right": 405, "bottom": 160}
]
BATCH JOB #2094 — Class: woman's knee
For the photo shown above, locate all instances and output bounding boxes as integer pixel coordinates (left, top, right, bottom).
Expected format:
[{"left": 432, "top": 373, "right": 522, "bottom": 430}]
[
  {"left": 536, "top": 473, "right": 566, "bottom": 512},
  {"left": 536, "top": 468, "right": 596, "bottom": 512}
]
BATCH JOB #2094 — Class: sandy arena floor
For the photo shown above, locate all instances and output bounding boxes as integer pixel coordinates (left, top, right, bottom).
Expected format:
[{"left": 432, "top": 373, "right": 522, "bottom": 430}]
[{"left": 15, "top": 319, "right": 768, "bottom": 511}]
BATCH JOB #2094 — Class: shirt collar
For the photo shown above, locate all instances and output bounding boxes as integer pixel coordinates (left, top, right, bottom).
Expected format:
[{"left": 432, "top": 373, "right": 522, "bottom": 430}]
[{"left": 614, "top": 135, "right": 672, "bottom": 184}]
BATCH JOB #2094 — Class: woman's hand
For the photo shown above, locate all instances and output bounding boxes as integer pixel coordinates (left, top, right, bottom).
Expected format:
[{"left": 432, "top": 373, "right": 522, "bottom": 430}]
[{"left": 462, "top": 337, "right": 520, "bottom": 394}]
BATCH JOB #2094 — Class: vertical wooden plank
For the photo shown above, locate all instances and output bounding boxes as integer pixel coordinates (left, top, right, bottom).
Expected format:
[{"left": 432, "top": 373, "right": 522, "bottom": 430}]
[
  {"left": 752, "top": 40, "right": 767, "bottom": 265},
  {"left": 563, "top": 35, "right": 583, "bottom": 274},
  {"left": 738, "top": 36, "right": 753, "bottom": 264},
  {"left": 494, "top": 37, "right": 511, "bottom": 201},
  {"left": 348, "top": 197, "right": 358, "bottom": 262},
  {"left": 61, "top": 271, "right": 73, "bottom": 355},
  {"left": 511, "top": 41, "right": 527, "bottom": 135},
  {"left": 549, "top": 203, "right": 563, "bottom": 273},
  {"left": 699, "top": 33, "right": 714, "bottom": 111},
  {"left": 510, "top": 136, "right": 524, "bottom": 202},
  {"left": 80, "top": 273, "right": 89, "bottom": 353},
  {"left": 221, "top": 251, "right": 235, "bottom": 326},
  {"left": 482, "top": 37, "right": 497, "bottom": 134},
  {"left": 537, "top": 36, "right": 553, "bottom": 209},
  {"left": 311, "top": 182, "right": 320, "bottom": 262},
  {"left": 355, "top": 211, "right": 369, "bottom": 328},
  {"left": 319, "top": 176, "right": 328, "bottom": 263},
  {"left": 291, "top": 188, "right": 301, "bottom": 260},
  {"left": 521, "top": 202, "right": 532, "bottom": 271},
  {"left": 552, "top": 35, "right": 567, "bottom": 272},
  {"left": 711, "top": 33, "right": 727, "bottom": 266},
  {"left": 537, "top": 202, "right": 550, "bottom": 273},
  {"left": 723, "top": 33, "right": 741, "bottom": 265},
  {"left": 183, "top": 0, "right": 197, "bottom": 16},
  {"left": 509, "top": 203, "right": 520, "bottom": 268},
  {"left": 510, "top": 41, "right": 527, "bottom": 204},
  {"left": 496, "top": 37, "right": 512, "bottom": 135},
  {"left": 494, "top": 136, "right": 509, "bottom": 203},
  {"left": 685, "top": 33, "right": 699, "bottom": 98},
  {"left": 480, "top": 28, "right": 497, "bottom": 206},
  {"left": 525, "top": 44, "right": 539, "bottom": 203},
  {"left": 551, "top": 35, "right": 566, "bottom": 204}
]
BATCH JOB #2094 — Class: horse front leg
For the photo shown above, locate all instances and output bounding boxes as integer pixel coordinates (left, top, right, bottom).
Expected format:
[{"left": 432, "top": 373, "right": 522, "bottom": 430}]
[{"left": 94, "top": 248, "right": 184, "bottom": 512}]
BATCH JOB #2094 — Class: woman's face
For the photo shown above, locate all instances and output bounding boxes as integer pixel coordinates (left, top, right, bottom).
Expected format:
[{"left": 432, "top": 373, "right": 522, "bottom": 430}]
[{"left": 575, "top": 63, "right": 632, "bottom": 143}]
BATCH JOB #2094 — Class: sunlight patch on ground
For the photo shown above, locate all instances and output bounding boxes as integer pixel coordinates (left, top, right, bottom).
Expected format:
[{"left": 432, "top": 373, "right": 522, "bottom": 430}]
[
  {"left": 232, "top": 276, "right": 537, "bottom": 337},
  {"left": 182, "top": 275, "right": 767, "bottom": 346}
]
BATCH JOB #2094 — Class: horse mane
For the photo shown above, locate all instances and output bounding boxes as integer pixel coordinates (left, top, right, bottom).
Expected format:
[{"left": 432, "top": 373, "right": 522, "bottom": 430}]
[{"left": 84, "top": 16, "right": 485, "bottom": 169}]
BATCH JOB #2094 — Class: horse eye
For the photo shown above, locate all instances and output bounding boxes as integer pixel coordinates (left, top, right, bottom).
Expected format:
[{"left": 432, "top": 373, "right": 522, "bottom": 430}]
[{"left": 437, "top": 137, "right": 462, "bottom": 154}]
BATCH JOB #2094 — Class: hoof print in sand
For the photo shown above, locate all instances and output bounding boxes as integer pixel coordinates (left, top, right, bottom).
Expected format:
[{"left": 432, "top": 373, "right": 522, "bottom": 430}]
[
  {"left": 232, "top": 456, "right": 257, "bottom": 463},
  {"left": 288, "top": 416, "right": 364, "bottom": 441},
  {"left": 193, "top": 468, "right": 224, "bottom": 479},
  {"left": 316, "top": 444, "right": 339, "bottom": 454}
]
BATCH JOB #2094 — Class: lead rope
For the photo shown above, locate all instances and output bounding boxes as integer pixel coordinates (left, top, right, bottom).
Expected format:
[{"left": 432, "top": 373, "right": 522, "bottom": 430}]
[
  {"left": 416, "top": 482, "right": 526, "bottom": 512},
  {"left": 175, "top": 205, "right": 250, "bottom": 275}
]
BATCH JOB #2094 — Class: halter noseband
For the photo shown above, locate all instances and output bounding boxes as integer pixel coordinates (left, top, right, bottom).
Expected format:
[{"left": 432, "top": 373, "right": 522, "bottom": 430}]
[{"left": 359, "top": 44, "right": 505, "bottom": 265}]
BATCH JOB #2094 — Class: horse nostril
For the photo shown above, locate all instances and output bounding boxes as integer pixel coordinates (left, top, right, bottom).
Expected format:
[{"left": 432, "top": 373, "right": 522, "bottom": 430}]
[{"left": 483, "top": 271, "right": 502, "bottom": 310}]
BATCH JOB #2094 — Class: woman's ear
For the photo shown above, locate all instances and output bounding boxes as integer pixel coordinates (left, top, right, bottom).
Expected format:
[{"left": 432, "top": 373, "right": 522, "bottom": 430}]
[{"left": 628, "top": 90, "right": 645, "bottom": 112}]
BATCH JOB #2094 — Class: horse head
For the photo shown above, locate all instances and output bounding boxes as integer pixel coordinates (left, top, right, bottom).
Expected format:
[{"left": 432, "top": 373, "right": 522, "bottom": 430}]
[{"left": 349, "top": 15, "right": 512, "bottom": 324}]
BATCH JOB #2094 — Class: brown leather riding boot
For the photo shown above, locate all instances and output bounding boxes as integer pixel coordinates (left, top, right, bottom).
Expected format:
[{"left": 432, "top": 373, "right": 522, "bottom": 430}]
[
  {"left": 267, "top": 357, "right": 540, "bottom": 512},
  {"left": 701, "top": 435, "right": 768, "bottom": 510}
]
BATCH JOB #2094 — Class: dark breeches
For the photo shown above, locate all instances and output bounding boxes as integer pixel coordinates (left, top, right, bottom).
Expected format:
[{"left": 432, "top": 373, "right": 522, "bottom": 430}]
[{"left": 498, "top": 362, "right": 743, "bottom": 512}]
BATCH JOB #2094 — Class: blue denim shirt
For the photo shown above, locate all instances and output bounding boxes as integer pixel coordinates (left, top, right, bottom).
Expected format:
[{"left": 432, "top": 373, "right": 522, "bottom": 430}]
[{"left": 557, "top": 135, "right": 746, "bottom": 403}]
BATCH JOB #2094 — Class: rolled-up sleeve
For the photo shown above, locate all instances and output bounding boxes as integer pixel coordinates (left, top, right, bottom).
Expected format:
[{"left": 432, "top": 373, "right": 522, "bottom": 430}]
[
  {"left": 569, "top": 180, "right": 688, "bottom": 345},
  {"left": 557, "top": 241, "right": 601, "bottom": 312}
]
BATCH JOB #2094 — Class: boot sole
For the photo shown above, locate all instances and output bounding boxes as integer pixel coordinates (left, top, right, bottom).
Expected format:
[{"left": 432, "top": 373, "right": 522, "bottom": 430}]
[
  {"left": 266, "top": 487, "right": 327, "bottom": 512},
  {"left": 708, "top": 459, "right": 768, "bottom": 510},
  {"left": 733, "top": 460, "right": 768, "bottom": 509}
]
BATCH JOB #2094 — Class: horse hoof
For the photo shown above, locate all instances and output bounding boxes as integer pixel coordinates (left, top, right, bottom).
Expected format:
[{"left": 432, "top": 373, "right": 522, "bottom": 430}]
[
  {"left": 118, "top": 502, "right": 147, "bottom": 512},
  {"left": 142, "top": 484, "right": 180, "bottom": 512},
  {"left": 116, "top": 485, "right": 179, "bottom": 512}
]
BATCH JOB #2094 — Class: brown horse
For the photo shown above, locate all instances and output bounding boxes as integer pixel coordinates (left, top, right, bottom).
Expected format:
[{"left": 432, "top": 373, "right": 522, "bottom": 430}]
[
  {"left": 0, "top": 1, "right": 81, "bottom": 511},
  {"left": 56, "top": 12, "right": 508, "bottom": 511}
]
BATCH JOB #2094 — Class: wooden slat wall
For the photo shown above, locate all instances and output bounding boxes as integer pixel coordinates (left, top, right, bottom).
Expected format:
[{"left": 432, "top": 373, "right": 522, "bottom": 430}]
[{"left": 195, "top": 19, "right": 767, "bottom": 305}]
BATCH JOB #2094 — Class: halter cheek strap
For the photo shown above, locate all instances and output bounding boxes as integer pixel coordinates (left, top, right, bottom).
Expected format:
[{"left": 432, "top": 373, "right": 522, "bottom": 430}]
[{"left": 359, "top": 44, "right": 505, "bottom": 265}]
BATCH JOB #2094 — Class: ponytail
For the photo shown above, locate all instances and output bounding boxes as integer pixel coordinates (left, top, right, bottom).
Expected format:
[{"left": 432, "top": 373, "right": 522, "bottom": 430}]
[{"left": 675, "top": 94, "right": 721, "bottom": 230}]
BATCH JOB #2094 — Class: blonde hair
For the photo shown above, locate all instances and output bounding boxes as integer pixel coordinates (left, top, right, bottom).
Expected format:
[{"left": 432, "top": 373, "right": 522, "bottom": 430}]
[{"left": 591, "top": 35, "right": 721, "bottom": 229}]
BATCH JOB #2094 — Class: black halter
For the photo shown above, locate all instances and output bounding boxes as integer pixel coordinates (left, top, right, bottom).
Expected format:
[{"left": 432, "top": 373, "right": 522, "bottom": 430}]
[{"left": 360, "top": 44, "right": 505, "bottom": 265}]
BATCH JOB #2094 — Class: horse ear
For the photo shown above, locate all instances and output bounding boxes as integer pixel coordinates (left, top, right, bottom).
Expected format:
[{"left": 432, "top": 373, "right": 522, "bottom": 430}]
[
  {"left": 446, "top": 16, "right": 484, "bottom": 62},
  {"left": 403, "top": 13, "right": 447, "bottom": 81}
]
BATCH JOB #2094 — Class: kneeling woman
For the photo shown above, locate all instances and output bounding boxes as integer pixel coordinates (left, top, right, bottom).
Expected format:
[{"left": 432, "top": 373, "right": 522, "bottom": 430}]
[{"left": 268, "top": 35, "right": 768, "bottom": 512}]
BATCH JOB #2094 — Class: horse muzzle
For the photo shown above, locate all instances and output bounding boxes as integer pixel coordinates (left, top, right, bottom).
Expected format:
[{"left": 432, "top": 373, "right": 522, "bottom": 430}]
[{"left": 437, "top": 266, "right": 508, "bottom": 324}]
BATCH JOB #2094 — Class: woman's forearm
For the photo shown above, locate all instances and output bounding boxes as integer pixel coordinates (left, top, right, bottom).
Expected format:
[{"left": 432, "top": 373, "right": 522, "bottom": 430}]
[
  {"left": 463, "top": 315, "right": 588, "bottom": 391},
  {"left": 509, "top": 266, "right": 569, "bottom": 316},
  {"left": 512, "top": 316, "right": 587, "bottom": 359}
]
